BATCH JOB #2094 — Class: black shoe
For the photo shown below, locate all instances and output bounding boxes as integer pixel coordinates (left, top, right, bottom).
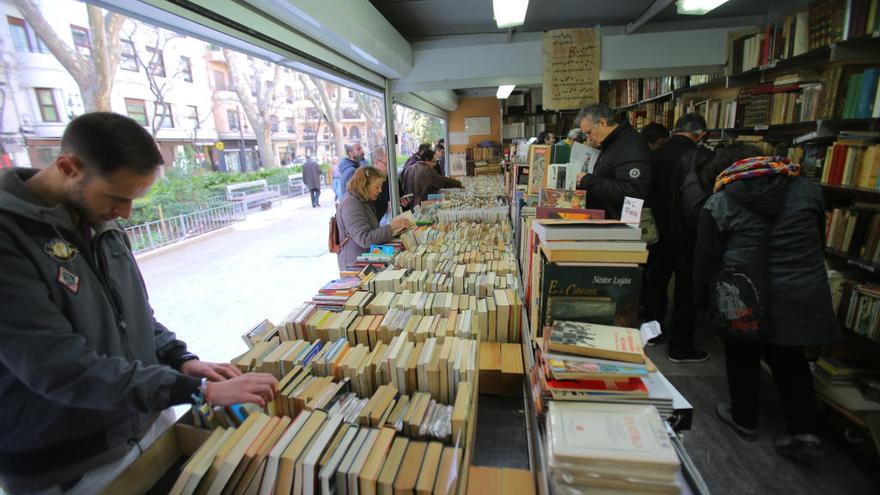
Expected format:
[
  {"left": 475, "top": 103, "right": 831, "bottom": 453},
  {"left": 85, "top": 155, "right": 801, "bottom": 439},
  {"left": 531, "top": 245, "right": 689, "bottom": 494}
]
[
  {"left": 646, "top": 333, "right": 668, "bottom": 346},
  {"left": 667, "top": 349, "right": 709, "bottom": 363},
  {"left": 775, "top": 434, "right": 823, "bottom": 460},
  {"left": 715, "top": 402, "right": 759, "bottom": 441},
  {"left": 317, "top": 203, "right": 321, "bottom": 207}
]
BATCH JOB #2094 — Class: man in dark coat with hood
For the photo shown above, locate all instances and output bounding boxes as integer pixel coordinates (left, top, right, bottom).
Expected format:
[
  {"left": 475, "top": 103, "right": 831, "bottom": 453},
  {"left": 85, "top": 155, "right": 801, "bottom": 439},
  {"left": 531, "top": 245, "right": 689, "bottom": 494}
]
[
  {"left": 302, "top": 156, "right": 322, "bottom": 207},
  {"left": 575, "top": 103, "right": 651, "bottom": 219}
]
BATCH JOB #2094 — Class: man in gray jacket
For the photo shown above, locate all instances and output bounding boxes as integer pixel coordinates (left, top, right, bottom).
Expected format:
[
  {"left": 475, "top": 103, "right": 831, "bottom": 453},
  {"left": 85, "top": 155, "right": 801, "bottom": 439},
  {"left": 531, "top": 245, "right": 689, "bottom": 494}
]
[
  {"left": 0, "top": 113, "right": 277, "bottom": 494},
  {"left": 302, "top": 156, "right": 322, "bottom": 207}
]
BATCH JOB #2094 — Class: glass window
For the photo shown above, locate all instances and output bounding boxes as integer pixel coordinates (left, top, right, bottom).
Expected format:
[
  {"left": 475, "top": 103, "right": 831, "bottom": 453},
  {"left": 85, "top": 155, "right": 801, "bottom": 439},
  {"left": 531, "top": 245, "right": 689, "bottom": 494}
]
[
  {"left": 125, "top": 98, "right": 148, "bottom": 125},
  {"left": 146, "top": 46, "right": 165, "bottom": 77},
  {"left": 186, "top": 105, "right": 199, "bottom": 129},
  {"left": 271, "top": 115, "right": 278, "bottom": 133},
  {"left": 8, "top": 17, "right": 32, "bottom": 52},
  {"left": 180, "top": 56, "right": 193, "bottom": 82},
  {"left": 120, "top": 39, "right": 138, "bottom": 71},
  {"left": 213, "top": 70, "right": 226, "bottom": 90},
  {"left": 35, "top": 88, "right": 59, "bottom": 122},
  {"left": 286, "top": 117, "right": 294, "bottom": 133},
  {"left": 154, "top": 102, "right": 173, "bottom": 128},
  {"left": 286, "top": 86, "right": 293, "bottom": 103},
  {"left": 228, "top": 109, "right": 240, "bottom": 131},
  {"left": 69, "top": 25, "right": 91, "bottom": 57}
]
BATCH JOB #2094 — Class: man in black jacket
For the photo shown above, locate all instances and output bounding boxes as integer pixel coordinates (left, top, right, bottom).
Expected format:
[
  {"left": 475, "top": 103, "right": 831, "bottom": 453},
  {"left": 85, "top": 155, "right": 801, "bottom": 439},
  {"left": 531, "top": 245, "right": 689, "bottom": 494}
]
[
  {"left": 576, "top": 103, "right": 651, "bottom": 219},
  {"left": 642, "top": 113, "right": 709, "bottom": 362}
]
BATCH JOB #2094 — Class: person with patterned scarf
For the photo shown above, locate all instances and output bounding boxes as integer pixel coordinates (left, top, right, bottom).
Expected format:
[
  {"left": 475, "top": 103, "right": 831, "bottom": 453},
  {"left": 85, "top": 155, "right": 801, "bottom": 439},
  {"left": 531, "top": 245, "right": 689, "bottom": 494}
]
[{"left": 693, "top": 155, "right": 839, "bottom": 459}]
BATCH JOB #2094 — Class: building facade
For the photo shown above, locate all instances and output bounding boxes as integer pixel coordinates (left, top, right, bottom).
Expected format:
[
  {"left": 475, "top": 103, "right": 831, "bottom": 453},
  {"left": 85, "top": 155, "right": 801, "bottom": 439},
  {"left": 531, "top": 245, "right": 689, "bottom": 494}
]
[{"left": 0, "top": 0, "right": 372, "bottom": 171}]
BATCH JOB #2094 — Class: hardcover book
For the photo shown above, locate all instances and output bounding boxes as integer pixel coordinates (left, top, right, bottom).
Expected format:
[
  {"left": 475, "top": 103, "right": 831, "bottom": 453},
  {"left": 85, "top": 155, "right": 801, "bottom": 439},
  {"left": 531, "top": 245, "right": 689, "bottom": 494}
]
[{"left": 538, "top": 261, "right": 642, "bottom": 335}]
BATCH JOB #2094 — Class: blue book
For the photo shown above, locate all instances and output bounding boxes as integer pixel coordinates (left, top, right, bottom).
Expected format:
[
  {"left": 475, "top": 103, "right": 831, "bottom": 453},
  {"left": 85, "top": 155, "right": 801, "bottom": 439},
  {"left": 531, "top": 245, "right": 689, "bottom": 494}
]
[
  {"left": 369, "top": 244, "right": 395, "bottom": 256},
  {"left": 301, "top": 340, "right": 324, "bottom": 366},
  {"left": 856, "top": 68, "right": 880, "bottom": 118}
]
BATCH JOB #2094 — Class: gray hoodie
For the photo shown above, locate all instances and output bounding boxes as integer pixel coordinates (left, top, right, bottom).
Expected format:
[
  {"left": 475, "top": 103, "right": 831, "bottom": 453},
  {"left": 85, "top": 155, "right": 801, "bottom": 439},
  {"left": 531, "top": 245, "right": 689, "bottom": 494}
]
[{"left": 0, "top": 169, "right": 201, "bottom": 492}]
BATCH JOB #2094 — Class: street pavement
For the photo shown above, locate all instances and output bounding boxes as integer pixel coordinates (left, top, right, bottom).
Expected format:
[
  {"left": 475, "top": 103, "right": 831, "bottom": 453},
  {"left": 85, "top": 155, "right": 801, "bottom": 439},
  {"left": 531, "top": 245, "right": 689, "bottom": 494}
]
[{"left": 138, "top": 188, "right": 340, "bottom": 363}]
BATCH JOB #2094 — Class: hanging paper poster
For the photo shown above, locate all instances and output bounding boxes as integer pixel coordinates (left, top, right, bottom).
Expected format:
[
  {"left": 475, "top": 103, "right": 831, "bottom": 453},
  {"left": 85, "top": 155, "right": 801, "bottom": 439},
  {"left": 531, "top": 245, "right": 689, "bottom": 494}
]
[{"left": 543, "top": 28, "right": 601, "bottom": 110}]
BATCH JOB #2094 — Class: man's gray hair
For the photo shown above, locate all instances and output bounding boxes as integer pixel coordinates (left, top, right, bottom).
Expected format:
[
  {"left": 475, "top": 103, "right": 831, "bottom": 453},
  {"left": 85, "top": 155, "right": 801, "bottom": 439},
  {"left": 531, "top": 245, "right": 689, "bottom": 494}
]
[
  {"left": 673, "top": 113, "right": 707, "bottom": 135},
  {"left": 344, "top": 142, "right": 361, "bottom": 155},
  {"left": 567, "top": 128, "right": 587, "bottom": 142},
  {"left": 576, "top": 103, "right": 615, "bottom": 124}
]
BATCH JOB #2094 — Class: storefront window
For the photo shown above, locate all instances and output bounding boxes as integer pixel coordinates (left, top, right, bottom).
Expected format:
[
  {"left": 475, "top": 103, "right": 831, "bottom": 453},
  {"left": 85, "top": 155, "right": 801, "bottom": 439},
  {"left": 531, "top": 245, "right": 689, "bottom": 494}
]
[{"left": 35, "top": 88, "right": 59, "bottom": 122}]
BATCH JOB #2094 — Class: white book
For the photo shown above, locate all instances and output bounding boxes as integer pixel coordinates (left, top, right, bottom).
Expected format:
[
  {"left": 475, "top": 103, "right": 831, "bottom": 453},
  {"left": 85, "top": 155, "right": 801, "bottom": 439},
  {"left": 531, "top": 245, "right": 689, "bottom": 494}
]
[
  {"left": 319, "top": 426, "right": 359, "bottom": 495},
  {"left": 335, "top": 428, "right": 370, "bottom": 495},
  {"left": 546, "top": 402, "right": 679, "bottom": 472},
  {"left": 417, "top": 338, "right": 437, "bottom": 393},
  {"left": 346, "top": 429, "right": 379, "bottom": 495},
  {"left": 301, "top": 415, "right": 345, "bottom": 495},
  {"left": 259, "top": 411, "right": 311, "bottom": 495},
  {"left": 395, "top": 343, "right": 415, "bottom": 394}
]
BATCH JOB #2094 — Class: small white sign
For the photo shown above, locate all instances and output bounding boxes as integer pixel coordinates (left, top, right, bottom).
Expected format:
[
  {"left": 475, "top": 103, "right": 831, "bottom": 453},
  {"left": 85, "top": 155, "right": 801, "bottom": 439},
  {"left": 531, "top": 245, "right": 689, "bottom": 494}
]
[{"left": 621, "top": 196, "right": 644, "bottom": 224}]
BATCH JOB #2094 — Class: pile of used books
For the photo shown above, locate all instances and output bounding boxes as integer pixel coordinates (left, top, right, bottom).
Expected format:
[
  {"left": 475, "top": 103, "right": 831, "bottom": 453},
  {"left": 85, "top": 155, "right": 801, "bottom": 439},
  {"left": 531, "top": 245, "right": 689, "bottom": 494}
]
[
  {"left": 534, "top": 320, "right": 674, "bottom": 422},
  {"left": 546, "top": 401, "right": 681, "bottom": 494}
]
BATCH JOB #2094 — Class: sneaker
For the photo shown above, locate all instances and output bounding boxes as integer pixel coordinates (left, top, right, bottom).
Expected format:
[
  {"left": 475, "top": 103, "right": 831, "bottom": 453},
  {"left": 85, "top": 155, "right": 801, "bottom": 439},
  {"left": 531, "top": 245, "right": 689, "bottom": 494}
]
[
  {"left": 715, "top": 402, "right": 759, "bottom": 441},
  {"left": 667, "top": 349, "right": 709, "bottom": 363},
  {"left": 775, "top": 434, "right": 823, "bottom": 460},
  {"left": 646, "top": 333, "right": 668, "bottom": 346}
]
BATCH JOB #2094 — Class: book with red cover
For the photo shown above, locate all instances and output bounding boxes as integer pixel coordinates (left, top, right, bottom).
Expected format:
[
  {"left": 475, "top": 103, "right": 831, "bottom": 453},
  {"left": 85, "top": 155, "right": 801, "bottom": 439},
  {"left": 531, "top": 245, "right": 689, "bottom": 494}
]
[{"left": 545, "top": 377, "right": 648, "bottom": 396}]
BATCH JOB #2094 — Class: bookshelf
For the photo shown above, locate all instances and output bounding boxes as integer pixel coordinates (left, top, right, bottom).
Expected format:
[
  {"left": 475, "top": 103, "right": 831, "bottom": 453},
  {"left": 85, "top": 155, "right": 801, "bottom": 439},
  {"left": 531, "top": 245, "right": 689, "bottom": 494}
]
[{"left": 600, "top": 0, "right": 880, "bottom": 461}]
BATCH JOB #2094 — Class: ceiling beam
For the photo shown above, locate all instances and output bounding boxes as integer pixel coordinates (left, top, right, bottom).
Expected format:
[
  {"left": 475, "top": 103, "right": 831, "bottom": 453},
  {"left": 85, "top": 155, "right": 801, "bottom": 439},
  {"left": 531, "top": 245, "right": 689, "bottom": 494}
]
[{"left": 626, "top": 0, "right": 675, "bottom": 34}]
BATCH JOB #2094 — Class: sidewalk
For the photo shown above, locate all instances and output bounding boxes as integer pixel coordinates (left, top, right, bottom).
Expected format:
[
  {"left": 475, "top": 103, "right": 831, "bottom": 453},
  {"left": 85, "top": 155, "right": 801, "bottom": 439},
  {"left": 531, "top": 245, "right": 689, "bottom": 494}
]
[{"left": 138, "top": 188, "right": 339, "bottom": 362}]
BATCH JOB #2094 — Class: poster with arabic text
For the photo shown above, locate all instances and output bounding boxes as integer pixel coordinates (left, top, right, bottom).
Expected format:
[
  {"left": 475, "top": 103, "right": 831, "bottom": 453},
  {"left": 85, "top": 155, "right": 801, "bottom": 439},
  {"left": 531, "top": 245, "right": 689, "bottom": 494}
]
[{"left": 543, "top": 28, "right": 600, "bottom": 110}]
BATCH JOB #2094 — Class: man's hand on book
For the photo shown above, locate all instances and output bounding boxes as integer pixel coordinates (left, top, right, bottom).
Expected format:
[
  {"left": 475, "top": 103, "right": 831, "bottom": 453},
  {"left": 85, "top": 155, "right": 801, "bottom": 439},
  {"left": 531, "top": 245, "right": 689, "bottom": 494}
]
[
  {"left": 205, "top": 373, "right": 278, "bottom": 407},
  {"left": 180, "top": 359, "right": 242, "bottom": 381}
]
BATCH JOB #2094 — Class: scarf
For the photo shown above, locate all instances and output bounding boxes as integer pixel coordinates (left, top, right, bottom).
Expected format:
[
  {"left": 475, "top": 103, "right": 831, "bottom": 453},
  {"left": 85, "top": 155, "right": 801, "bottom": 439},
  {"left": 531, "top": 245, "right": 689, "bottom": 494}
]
[{"left": 713, "top": 156, "right": 800, "bottom": 193}]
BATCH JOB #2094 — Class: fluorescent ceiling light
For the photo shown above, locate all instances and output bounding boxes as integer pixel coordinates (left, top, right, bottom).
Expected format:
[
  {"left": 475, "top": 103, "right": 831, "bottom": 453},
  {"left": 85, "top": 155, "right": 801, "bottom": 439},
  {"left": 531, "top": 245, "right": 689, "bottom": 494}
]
[
  {"left": 497, "top": 85, "right": 516, "bottom": 99},
  {"left": 493, "top": 0, "right": 529, "bottom": 29},
  {"left": 676, "top": 0, "right": 730, "bottom": 15}
]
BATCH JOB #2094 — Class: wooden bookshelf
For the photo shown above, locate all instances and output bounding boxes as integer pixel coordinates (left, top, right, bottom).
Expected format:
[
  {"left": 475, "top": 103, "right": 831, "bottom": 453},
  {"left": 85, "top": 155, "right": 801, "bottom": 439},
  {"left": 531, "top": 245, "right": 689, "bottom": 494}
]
[
  {"left": 825, "top": 248, "right": 880, "bottom": 274},
  {"left": 821, "top": 183, "right": 880, "bottom": 202}
]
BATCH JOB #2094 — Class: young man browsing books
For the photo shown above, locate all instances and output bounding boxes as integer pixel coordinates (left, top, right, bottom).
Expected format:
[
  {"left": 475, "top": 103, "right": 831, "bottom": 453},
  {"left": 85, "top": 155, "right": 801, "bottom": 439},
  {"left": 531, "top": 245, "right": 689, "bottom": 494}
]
[{"left": 0, "top": 113, "right": 277, "bottom": 494}]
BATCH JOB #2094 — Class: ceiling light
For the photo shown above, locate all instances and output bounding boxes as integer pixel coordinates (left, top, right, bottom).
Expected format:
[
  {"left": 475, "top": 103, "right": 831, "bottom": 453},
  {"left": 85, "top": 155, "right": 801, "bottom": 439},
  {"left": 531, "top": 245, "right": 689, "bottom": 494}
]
[
  {"left": 497, "top": 85, "right": 516, "bottom": 99},
  {"left": 493, "top": 0, "right": 529, "bottom": 29},
  {"left": 676, "top": 0, "right": 729, "bottom": 15}
]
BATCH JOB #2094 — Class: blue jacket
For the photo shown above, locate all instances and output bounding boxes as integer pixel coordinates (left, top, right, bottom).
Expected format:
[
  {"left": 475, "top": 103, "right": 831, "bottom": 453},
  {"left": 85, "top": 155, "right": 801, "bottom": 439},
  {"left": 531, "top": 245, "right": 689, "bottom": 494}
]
[{"left": 338, "top": 157, "right": 361, "bottom": 198}]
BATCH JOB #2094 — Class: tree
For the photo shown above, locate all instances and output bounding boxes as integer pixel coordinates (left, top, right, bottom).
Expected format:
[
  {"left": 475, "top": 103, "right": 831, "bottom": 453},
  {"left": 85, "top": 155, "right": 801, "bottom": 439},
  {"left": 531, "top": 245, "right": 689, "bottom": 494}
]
[
  {"left": 13, "top": 0, "right": 124, "bottom": 112},
  {"left": 122, "top": 22, "right": 185, "bottom": 138},
  {"left": 354, "top": 93, "right": 385, "bottom": 152},
  {"left": 407, "top": 111, "right": 444, "bottom": 149},
  {"left": 222, "top": 49, "right": 282, "bottom": 169},
  {"left": 298, "top": 74, "right": 344, "bottom": 160}
]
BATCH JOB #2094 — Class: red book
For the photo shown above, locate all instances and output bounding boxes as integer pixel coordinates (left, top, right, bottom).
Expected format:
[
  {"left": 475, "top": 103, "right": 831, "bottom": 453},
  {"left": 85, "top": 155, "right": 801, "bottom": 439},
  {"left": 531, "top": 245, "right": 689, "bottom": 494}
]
[
  {"left": 831, "top": 144, "right": 849, "bottom": 185},
  {"left": 761, "top": 26, "right": 771, "bottom": 65},
  {"left": 535, "top": 207, "right": 606, "bottom": 220},
  {"left": 546, "top": 377, "right": 648, "bottom": 395}
]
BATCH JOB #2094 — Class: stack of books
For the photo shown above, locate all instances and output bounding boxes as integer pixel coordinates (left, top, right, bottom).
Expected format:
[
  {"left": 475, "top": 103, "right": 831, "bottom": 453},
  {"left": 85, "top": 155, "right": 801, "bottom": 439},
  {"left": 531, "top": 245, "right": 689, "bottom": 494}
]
[
  {"left": 533, "top": 321, "right": 674, "bottom": 420},
  {"left": 546, "top": 401, "right": 681, "bottom": 494},
  {"left": 813, "top": 357, "right": 880, "bottom": 420}
]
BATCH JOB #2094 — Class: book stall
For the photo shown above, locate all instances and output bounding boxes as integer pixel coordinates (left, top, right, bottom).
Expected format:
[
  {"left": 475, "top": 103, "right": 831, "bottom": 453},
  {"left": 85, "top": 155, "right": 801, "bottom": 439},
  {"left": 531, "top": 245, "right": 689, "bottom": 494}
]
[{"left": 108, "top": 169, "right": 710, "bottom": 495}]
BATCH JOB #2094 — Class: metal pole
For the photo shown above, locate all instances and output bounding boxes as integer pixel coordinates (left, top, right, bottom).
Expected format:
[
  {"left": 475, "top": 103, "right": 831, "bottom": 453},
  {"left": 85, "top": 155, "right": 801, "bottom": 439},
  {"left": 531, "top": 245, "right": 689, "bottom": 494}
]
[
  {"left": 239, "top": 115, "right": 246, "bottom": 172},
  {"left": 384, "top": 79, "right": 400, "bottom": 217}
]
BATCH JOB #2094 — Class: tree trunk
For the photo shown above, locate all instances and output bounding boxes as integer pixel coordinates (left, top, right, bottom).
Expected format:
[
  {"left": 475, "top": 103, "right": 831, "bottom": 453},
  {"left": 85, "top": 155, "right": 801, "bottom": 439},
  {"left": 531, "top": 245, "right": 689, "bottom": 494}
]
[{"left": 257, "top": 127, "right": 275, "bottom": 169}]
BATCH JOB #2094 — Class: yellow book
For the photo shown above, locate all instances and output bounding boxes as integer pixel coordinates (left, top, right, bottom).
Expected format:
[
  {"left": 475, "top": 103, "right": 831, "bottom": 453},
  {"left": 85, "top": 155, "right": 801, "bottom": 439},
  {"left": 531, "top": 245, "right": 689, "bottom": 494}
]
[
  {"left": 274, "top": 410, "right": 328, "bottom": 495},
  {"left": 359, "top": 427, "right": 397, "bottom": 495},
  {"left": 202, "top": 413, "right": 271, "bottom": 495},
  {"left": 432, "top": 446, "right": 462, "bottom": 495},
  {"left": 414, "top": 442, "right": 443, "bottom": 495},
  {"left": 393, "top": 441, "right": 427, "bottom": 495},
  {"left": 168, "top": 427, "right": 228, "bottom": 495},
  {"left": 377, "top": 436, "right": 410, "bottom": 495}
]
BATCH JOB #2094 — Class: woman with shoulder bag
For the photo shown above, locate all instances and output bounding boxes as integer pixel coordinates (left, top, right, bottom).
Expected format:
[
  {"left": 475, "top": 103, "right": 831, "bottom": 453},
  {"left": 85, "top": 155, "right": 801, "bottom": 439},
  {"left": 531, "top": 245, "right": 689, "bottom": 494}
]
[
  {"left": 693, "top": 156, "right": 839, "bottom": 458},
  {"left": 335, "top": 166, "right": 412, "bottom": 272}
]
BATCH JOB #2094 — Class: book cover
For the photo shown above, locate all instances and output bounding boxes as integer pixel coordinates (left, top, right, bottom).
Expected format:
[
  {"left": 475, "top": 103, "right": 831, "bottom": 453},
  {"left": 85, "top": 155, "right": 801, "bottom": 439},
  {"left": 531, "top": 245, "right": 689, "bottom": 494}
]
[
  {"left": 535, "top": 207, "right": 605, "bottom": 220},
  {"left": 527, "top": 145, "right": 551, "bottom": 196},
  {"left": 546, "top": 320, "right": 644, "bottom": 364},
  {"left": 539, "top": 261, "right": 642, "bottom": 332},
  {"left": 546, "top": 401, "right": 679, "bottom": 469},
  {"left": 539, "top": 188, "right": 586, "bottom": 208}
]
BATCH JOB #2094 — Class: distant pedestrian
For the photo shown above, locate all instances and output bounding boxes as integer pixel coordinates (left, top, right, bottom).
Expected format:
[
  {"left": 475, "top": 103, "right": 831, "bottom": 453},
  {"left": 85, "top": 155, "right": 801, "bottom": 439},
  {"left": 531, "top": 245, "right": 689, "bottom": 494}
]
[
  {"left": 302, "top": 156, "right": 322, "bottom": 207},
  {"left": 338, "top": 142, "right": 365, "bottom": 201}
]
